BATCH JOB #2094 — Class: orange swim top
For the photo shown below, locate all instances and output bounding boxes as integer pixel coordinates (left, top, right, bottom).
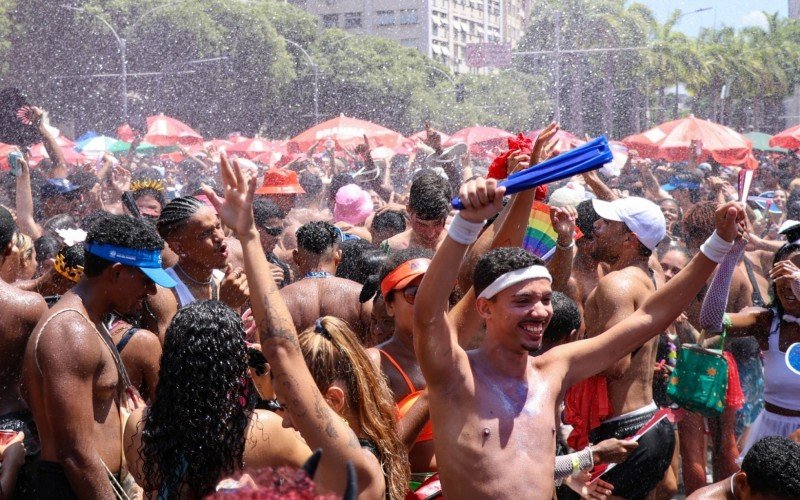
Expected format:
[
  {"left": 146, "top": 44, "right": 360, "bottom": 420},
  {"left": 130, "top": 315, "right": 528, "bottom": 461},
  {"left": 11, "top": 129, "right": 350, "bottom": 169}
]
[{"left": 379, "top": 349, "right": 434, "bottom": 443}]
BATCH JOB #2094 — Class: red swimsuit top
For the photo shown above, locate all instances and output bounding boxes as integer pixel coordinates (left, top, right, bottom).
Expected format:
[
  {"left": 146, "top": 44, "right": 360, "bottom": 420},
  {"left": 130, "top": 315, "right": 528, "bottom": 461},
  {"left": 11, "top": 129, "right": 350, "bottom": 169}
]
[{"left": 378, "top": 349, "right": 434, "bottom": 443}]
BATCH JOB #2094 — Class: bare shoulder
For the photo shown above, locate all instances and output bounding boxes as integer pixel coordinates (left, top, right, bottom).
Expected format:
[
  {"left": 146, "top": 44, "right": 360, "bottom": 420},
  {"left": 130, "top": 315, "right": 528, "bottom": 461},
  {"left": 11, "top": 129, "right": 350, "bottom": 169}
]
[
  {"left": 127, "top": 328, "right": 163, "bottom": 357},
  {"left": 0, "top": 282, "right": 46, "bottom": 325},
  {"left": 35, "top": 309, "right": 102, "bottom": 370},
  {"left": 685, "top": 479, "right": 729, "bottom": 499}
]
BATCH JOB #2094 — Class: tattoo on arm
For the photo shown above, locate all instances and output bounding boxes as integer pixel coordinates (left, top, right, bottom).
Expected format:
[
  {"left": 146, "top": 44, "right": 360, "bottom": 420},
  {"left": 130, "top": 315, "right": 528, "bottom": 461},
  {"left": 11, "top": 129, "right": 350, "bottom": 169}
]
[
  {"left": 314, "top": 393, "right": 339, "bottom": 439},
  {"left": 274, "top": 373, "right": 307, "bottom": 417}
]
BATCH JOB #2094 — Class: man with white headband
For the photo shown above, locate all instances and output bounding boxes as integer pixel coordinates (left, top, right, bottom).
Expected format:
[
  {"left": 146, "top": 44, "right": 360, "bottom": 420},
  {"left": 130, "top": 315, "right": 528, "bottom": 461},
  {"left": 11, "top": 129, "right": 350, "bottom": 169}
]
[
  {"left": 413, "top": 176, "right": 744, "bottom": 500},
  {"left": 581, "top": 196, "right": 672, "bottom": 498}
]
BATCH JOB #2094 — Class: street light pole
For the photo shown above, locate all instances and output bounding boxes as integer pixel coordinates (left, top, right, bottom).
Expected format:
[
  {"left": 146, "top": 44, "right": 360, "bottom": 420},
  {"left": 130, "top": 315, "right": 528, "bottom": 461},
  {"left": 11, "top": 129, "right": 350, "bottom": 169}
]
[
  {"left": 284, "top": 39, "right": 319, "bottom": 124},
  {"left": 60, "top": 2, "right": 182, "bottom": 124}
]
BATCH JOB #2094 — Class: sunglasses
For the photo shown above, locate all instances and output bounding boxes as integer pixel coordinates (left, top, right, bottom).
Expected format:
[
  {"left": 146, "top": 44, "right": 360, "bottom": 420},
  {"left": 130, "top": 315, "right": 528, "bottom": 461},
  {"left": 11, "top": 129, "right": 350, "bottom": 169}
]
[
  {"left": 397, "top": 285, "right": 419, "bottom": 305},
  {"left": 262, "top": 226, "right": 283, "bottom": 237}
]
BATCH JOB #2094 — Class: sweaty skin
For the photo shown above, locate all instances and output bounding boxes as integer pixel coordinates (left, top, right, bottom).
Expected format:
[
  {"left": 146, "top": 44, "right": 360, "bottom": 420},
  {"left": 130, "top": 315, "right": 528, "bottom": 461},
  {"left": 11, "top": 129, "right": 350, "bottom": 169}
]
[
  {"left": 109, "top": 321, "right": 162, "bottom": 403},
  {"left": 279, "top": 277, "right": 372, "bottom": 344},
  {"left": 0, "top": 279, "right": 47, "bottom": 419},
  {"left": 413, "top": 178, "right": 742, "bottom": 500}
]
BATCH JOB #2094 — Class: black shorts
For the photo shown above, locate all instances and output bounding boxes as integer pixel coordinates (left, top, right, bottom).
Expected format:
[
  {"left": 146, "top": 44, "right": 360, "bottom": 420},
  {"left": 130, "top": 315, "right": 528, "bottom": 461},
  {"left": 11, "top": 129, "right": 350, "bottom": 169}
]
[
  {"left": 589, "top": 408, "right": 675, "bottom": 499},
  {"left": 29, "top": 460, "right": 79, "bottom": 499}
]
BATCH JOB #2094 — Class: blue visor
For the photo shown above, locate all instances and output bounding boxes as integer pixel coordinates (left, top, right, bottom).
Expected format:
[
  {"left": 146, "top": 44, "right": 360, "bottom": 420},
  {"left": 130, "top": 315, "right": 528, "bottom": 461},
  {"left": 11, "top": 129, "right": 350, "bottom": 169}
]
[{"left": 85, "top": 242, "right": 176, "bottom": 288}]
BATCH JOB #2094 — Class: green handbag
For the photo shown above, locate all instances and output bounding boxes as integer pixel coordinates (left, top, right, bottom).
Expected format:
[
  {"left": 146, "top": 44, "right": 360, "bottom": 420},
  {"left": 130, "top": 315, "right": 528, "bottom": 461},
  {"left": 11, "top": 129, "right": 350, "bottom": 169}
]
[{"left": 666, "top": 324, "right": 729, "bottom": 418}]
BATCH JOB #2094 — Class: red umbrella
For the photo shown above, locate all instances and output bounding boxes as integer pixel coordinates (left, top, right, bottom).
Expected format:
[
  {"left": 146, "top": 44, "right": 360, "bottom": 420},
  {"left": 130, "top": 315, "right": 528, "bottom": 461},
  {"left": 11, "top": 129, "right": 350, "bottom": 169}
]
[
  {"left": 623, "top": 115, "right": 752, "bottom": 165},
  {"left": 769, "top": 124, "right": 800, "bottom": 150},
  {"left": 290, "top": 115, "right": 407, "bottom": 151},
  {"left": 117, "top": 123, "right": 135, "bottom": 142},
  {"left": 524, "top": 129, "right": 584, "bottom": 154},
  {"left": 444, "top": 126, "right": 514, "bottom": 156},
  {"left": 144, "top": 113, "right": 203, "bottom": 147},
  {"left": 227, "top": 137, "right": 273, "bottom": 159}
]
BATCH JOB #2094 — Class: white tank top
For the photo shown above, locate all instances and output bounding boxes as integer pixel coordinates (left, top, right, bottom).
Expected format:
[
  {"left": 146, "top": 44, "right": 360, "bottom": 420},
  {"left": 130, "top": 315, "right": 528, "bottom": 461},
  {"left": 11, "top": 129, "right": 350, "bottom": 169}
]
[{"left": 764, "top": 311, "right": 800, "bottom": 411}]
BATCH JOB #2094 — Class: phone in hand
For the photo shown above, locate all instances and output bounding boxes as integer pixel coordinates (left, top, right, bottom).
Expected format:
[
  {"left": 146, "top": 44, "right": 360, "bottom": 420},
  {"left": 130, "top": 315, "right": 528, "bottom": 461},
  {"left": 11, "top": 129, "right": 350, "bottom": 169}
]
[{"left": 8, "top": 151, "right": 23, "bottom": 176}]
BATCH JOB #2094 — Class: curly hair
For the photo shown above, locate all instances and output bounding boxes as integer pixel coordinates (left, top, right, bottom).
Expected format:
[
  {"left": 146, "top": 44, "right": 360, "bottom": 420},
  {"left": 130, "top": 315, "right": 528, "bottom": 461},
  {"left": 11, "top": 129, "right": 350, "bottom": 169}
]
[
  {"left": 140, "top": 301, "right": 255, "bottom": 498},
  {"left": 0, "top": 205, "right": 15, "bottom": 250},
  {"left": 741, "top": 436, "right": 800, "bottom": 497},
  {"left": 296, "top": 221, "right": 339, "bottom": 255},
  {"left": 770, "top": 243, "right": 800, "bottom": 318},
  {"left": 682, "top": 201, "right": 717, "bottom": 251},
  {"left": 84, "top": 214, "right": 164, "bottom": 278},
  {"left": 336, "top": 240, "right": 383, "bottom": 284},
  {"left": 299, "top": 317, "right": 409, "bottom": 500},
  {"left": 473, "top": 247, "right": 543, "bottom": 297}
]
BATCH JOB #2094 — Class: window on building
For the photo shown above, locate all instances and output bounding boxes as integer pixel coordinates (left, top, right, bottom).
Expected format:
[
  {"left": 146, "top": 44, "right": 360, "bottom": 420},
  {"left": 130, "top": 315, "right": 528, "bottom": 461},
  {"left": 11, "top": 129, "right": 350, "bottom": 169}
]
[
  {"left": 322, "top": 14, "right": 339, "bottom": 28},
  {"left": 344, "top": 12, "right": 362, "bottom": 28},
  {"left": 376, "top": 10, "right": 395, "bottom": 26},
  {"left": 398, "top": 9, "right": 419, "bottom": 24},
  {"left": 432, "top": 24, "right": 439, "bottom": 37}
]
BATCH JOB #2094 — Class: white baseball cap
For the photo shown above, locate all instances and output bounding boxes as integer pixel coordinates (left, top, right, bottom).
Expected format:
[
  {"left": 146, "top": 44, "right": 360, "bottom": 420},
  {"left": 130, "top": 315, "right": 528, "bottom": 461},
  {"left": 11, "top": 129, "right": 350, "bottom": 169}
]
[{"left": 591, "top": 197, "right": 666, "bottom": 251}]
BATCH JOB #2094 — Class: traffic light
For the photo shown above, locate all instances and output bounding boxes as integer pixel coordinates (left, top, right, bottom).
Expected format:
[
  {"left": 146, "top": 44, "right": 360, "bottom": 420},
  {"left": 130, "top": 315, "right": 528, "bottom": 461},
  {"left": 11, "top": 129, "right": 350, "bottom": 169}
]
[{"left": 455, "top": 83, "right": 465, "bottom": 103}]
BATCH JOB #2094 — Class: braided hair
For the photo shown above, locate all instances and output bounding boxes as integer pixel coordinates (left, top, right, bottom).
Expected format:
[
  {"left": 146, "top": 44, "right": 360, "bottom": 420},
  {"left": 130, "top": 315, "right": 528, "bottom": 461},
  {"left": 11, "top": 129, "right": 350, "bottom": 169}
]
[{"left": 156, "top": 196, "right": 205, "bottom": 240}]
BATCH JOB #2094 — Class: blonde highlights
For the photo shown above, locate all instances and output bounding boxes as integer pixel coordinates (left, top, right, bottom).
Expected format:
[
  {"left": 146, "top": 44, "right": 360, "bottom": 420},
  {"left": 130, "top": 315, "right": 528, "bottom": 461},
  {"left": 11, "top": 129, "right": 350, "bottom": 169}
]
[{"left": 299, "top": 317, "right": 409, "bottom": 500}]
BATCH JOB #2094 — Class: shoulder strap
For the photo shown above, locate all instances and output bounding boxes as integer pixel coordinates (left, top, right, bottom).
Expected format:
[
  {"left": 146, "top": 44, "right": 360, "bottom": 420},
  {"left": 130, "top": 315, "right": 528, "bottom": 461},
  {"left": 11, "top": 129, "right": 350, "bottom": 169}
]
[
  {"left": 115, "top": 328, "right": 139, "bottom": 354},
  {"left": 743, "top": 257, "right": 766, "bottom": 307},
  {"left": 33, "top": 308, "right": 92, "bottom": 374},
  {"left": 378, "top": 349, "right": 416, "bottom": 393}
]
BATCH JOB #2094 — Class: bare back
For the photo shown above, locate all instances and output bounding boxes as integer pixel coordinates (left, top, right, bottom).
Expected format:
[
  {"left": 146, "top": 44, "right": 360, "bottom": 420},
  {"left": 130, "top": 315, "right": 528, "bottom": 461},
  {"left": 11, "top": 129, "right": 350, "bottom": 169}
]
[
  {"left": 584, "top": 265, "right": 661, "bottom": 416},
  {"left": 428, "top": 350, "right": 563, "bottom": 499},
  {"left": 279, "top": 277, "right": 370, "bottom": 341},
  {"left": 0, "top": 281, "right": 46, "bottom": 415}
]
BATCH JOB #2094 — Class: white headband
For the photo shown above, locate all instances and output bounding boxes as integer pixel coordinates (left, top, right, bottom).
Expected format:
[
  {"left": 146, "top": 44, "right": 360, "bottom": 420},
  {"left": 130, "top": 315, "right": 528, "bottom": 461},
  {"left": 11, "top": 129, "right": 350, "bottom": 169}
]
[{"left": 478, "top": 265, "right": 552, "bottom": 300}]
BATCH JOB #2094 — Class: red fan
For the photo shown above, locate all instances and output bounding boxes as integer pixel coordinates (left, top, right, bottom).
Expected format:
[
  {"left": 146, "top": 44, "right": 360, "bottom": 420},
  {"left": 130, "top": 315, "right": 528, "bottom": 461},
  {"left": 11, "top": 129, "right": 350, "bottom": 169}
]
[{"left": 16, "top": 106, "right": 34, "bottom": 125}]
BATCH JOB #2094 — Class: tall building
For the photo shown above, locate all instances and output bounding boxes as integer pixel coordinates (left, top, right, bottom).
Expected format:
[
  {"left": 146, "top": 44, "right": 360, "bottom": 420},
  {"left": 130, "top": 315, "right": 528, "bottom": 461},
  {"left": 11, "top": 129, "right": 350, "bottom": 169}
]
[{"left": 288, "top": 0, "right": 531, "bottom": 73}]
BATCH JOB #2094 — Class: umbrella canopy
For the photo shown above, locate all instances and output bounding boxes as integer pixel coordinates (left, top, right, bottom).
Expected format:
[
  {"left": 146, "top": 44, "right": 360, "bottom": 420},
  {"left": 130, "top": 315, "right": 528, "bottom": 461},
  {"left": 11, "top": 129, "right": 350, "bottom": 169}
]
[
  {"left": 144, "top": 113, "right": 203, "bottom": 147},
  {"left": 746, "top": 132, "right": 787, "bottom": 153},
  {"left": 76, "top": 135, "right": 127, "bottom": 155},
  {"left": 227, "top": 137, "right": 274, "bottom": 159},
  {"left": 524, "top": 129, "right": 584, "bottom": 154},
  {"left": 622, "top": 115, "right": 752, "bottom": 166},
  {"left": 290, "top": 115, "right": 407, "bottom": 151},
  {"left": 444, "top": 126, "right": 514, "bottom": 156},
  {"left": 769, "top": 124, "right": 800, "bottom": 151}
]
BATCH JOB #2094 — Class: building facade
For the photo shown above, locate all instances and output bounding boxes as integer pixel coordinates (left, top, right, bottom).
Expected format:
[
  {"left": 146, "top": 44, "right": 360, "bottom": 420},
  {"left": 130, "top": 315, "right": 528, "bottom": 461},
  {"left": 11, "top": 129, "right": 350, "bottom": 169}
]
[
  {"left": 288, "top": 0, "right": 531, "bottom": 73},
  {"left": 785, "top": 0, "right": 800, "bottom": 128}
]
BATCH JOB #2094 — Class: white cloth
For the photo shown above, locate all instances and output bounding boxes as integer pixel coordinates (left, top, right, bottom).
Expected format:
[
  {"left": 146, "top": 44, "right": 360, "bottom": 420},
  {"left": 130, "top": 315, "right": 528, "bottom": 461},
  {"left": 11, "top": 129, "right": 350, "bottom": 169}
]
[{"left": 738, "top": 410, "right": 800, "bottom": 461}]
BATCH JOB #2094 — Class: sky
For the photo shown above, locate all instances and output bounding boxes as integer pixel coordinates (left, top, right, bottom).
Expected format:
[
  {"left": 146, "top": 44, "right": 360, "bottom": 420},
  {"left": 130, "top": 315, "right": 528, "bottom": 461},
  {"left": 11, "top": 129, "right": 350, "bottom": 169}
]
[{"left": 630, "top": 0, "right": 789, "bottom": 37}]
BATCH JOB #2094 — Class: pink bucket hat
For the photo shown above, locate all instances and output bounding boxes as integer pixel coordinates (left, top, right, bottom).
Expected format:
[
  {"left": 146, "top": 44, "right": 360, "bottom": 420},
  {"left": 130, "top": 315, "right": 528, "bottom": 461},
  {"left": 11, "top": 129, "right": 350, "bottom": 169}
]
[{"left": 334, "top": 184, "right": 374, "bottom": 226}]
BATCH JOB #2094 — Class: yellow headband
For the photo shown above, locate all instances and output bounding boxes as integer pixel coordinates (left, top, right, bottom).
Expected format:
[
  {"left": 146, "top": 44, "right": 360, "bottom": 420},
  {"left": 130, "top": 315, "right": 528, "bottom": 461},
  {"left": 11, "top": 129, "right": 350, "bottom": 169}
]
[
  {"left": 130, "top": 178, "right": 165, "bottom": 193},
  {"left": 54, "top": 253, "right": 84, "bottom": 283}
]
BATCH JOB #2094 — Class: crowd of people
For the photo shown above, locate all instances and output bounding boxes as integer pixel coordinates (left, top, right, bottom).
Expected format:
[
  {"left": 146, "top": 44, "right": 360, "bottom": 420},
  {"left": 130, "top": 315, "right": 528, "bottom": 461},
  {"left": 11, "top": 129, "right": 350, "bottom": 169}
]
[{"left": 0, "top": 107, "right": 799, "bottom": 500}]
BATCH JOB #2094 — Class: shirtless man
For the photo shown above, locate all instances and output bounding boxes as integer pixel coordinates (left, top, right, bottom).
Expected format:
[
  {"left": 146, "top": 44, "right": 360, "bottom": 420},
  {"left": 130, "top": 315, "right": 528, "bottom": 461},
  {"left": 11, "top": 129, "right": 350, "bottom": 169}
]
[
  {"left": 582, "top": 196, "right": 672, "bottom": 498},
  {"left": 414, "top": 176, "right": 743, "bottom": 499},
  {"left": 0, "top": 207, "right": 47, "bottom": 496},
  {"left": 22, "top": 214, "right": 176, "bottom": 498},
  {"left": 565, "top": 199, "right": 603, "bottom": 311},
  {"left": 382, "top": 172, "right": 451, "bottom": 252},
  {"left": 279, "top": 221, "right": 371, "bottom": 342},
  {"left": 366, "top": 248, "right": 436, "bottom": 474},
  {"left": 143, "top": 195, "right": 249, "bottom": 338}
]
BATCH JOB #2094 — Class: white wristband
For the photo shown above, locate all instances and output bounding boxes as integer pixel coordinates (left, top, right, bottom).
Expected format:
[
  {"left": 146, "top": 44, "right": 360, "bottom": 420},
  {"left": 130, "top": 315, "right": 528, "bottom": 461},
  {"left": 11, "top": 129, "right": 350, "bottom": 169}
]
[
  {"left": 700, "top": 230, "right": 734, "bottom": 263},
  {"left": 448, "top": 213, "right": 484, "bottom": 245}
]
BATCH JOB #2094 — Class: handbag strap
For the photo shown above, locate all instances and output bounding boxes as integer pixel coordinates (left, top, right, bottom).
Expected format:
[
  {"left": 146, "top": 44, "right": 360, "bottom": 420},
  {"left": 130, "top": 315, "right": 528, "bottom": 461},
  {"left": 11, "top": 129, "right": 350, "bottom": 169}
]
[{"left": 696, "top": 314, "right": 731, "bottom": 352}]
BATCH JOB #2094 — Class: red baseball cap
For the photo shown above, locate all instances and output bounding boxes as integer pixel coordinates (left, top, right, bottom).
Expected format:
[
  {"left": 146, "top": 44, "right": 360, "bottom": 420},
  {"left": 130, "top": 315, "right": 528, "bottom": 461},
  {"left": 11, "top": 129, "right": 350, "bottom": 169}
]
[
  {"left": 255, "top": 169, "right": 306, "bottom": 195},
  {"left": 380, "top": 258, "right": 431, "bottom": 298}
]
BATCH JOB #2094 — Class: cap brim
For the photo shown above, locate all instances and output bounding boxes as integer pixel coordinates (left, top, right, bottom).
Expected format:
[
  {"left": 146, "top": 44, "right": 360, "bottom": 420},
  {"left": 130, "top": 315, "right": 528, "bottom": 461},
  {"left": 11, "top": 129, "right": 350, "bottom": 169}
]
[
  {"left": 591, "top": 199, "right": 622, "bottom": 222},
  {"left": 141, "top": 267, "right": 177, "bottom": 288},
  {"left": 779, "top": 220, "right": 800, "bottom": 234},
  {"left": 392, "top": 272, "right": 425, "bottom": 292},
  {"left": 661, "top": 184, "right": 676, "bottom": 191},
  {"left": 255, "top": 186, "right": 305, "bottom": 195}
]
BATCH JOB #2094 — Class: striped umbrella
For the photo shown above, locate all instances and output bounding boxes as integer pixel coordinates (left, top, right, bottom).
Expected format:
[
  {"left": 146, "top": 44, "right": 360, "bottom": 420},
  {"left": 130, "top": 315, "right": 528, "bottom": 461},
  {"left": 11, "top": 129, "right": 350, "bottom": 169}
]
[{"left": 144, "top": 113, "right": 203, "bottom": 146}]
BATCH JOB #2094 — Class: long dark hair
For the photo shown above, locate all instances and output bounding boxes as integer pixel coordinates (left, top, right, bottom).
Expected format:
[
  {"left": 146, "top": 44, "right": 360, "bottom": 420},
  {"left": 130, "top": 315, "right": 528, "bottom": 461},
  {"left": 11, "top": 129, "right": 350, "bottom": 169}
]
[
  {"left": 770, "top": 243, "right": 800, "bottom": 318},
  {"left": 140, "top": 301, "right": 255, "bottom": 498}
]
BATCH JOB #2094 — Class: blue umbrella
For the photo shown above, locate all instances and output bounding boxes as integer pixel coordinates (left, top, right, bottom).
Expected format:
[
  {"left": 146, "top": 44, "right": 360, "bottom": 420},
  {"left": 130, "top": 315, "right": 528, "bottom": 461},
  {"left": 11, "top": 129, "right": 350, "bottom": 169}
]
[{"left": 451, "top": 136, "right": 613, "bottom": 209}]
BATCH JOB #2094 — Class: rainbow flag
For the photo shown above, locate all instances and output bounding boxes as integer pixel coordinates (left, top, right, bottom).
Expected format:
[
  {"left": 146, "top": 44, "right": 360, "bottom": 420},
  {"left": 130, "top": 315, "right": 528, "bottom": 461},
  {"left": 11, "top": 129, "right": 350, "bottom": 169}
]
[{"left": 523, "top": 201, "right": 582, "bottom": 261}]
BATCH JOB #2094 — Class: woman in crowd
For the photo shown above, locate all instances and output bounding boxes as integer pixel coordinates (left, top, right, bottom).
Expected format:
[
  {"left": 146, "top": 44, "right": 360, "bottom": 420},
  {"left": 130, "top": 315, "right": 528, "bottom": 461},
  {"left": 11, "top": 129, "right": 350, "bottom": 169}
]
[
  {"left": 205, "top": 156, "right": 409, "bottom": 499},
  {"left": 123, "top": 300, "right": 312, "bottom": 498}
]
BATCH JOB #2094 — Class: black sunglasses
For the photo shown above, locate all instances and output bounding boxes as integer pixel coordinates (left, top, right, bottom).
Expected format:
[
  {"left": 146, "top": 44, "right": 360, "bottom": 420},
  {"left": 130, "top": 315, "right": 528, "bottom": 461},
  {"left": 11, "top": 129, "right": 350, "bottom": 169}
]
[{"left": 262, "top": 226, "right": 283, "bottom": 237}]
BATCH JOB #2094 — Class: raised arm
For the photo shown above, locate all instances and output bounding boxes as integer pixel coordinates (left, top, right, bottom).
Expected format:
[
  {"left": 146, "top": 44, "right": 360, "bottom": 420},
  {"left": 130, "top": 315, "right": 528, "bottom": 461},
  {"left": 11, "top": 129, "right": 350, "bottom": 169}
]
[
  {"left": 31, "top": 108, "right": 67, "bottom": 176},
  {"left": 14, "top": 155, "right": 42, "bottom": 239},
  {"left": 581, "top": 170, "right": 617, "bottom": 201},
  {"left": 414, "top": 178, "right": 505, "bottom": 386},
  {"left": 204, "top": 156, "right": 377, "bottom": 498},
  {"left": 556, "top": 201, "right": 745, "bottom": 389}
]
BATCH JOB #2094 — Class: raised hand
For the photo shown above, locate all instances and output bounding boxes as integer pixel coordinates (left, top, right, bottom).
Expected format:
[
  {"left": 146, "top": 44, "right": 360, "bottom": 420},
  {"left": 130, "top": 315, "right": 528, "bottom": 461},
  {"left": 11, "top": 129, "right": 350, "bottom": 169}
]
[
  {"left": 531, "top": 122, "right": 559, "bottom": 166},
  {"left": 508, "top": 153, "right": 530, "bottom": 175},
  {"left": 110, "top": 165, "right": 132, "bottom": 194},
  {"left": 714, "top": 201, "right": 745, "bottom": 242},
  {"left": 551, "top": 206, "right": 577, "bottom": 246},
  {"left": 203, "top": 154, "right": 257, "bottom": 238},
  {"left": 219, "top": 263, "right": 250, "bottom": 308},
  {"left": 457, "top": 177, "right": 506, "bottom": 223}
]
